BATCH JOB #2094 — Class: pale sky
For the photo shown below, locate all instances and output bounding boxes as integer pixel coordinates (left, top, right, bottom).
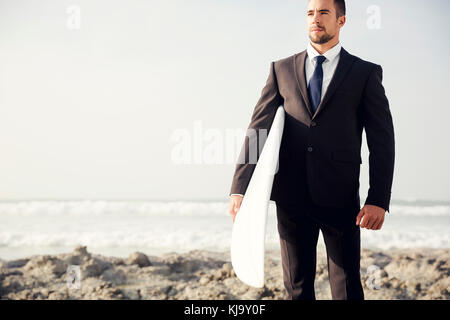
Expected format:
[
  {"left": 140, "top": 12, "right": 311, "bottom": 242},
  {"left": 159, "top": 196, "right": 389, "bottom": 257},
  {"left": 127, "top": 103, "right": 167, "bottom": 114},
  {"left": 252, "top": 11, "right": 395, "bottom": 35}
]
[{"left": 0, "top": 0, "right": 449, "bottom": 201}]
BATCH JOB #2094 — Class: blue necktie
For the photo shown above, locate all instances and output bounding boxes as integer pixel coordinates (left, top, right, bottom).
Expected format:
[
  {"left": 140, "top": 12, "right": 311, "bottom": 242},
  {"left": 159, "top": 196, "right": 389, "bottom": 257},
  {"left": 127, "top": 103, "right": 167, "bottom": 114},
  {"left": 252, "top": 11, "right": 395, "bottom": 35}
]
[{"left": 307, "top": 55, "right": 327, "bottom": 115}]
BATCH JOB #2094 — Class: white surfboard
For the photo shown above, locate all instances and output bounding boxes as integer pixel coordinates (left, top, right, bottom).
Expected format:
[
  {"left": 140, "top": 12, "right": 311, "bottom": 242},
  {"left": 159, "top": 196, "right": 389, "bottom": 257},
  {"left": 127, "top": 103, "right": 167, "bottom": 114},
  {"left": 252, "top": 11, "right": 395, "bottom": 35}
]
[{"left": 231, "top": 106, "right": 285, "bottom": 288}]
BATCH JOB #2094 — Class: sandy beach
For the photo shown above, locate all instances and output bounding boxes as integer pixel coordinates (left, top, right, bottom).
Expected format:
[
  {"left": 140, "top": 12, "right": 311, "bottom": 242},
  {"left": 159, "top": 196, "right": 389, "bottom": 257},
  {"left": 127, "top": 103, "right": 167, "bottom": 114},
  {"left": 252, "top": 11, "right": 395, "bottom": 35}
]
[{"left": 0, "top": 245, "right": 448, "bottom": 300}]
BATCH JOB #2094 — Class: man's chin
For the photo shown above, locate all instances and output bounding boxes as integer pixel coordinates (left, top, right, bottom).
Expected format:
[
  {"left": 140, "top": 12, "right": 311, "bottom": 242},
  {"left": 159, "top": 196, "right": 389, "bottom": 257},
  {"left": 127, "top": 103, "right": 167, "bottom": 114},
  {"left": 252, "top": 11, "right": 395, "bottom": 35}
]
[{"left": 309, "top": 34, "right": 332, "bottom": 45}]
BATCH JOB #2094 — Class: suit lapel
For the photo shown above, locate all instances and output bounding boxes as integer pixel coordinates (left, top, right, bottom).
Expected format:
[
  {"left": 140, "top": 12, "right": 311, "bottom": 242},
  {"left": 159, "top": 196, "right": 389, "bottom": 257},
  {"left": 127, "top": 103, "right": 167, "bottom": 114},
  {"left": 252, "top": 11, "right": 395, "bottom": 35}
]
[
  {"left": 294, "top": 50, "right": 313, "bottom": 117},
  {"left": 294, "top": 47, "right": 356, "bottom": 120}
]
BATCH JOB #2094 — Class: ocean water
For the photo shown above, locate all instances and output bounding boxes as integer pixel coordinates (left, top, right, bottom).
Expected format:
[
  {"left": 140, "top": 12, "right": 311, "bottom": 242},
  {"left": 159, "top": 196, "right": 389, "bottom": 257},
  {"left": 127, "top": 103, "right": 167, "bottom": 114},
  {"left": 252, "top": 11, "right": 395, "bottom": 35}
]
[{"left": 0, "top": 200, "right": 449, "bottom": 260}]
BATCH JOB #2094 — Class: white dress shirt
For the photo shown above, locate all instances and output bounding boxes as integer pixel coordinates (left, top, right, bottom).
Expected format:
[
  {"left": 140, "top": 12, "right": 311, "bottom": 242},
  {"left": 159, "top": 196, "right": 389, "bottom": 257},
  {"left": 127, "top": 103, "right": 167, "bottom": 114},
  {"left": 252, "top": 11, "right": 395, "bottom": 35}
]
[
  {"left": 305, "top": 41, "right": 342, "bottom": 102},
  {"left": 231, "top": 42, "right": 342, "bottom": 198}
]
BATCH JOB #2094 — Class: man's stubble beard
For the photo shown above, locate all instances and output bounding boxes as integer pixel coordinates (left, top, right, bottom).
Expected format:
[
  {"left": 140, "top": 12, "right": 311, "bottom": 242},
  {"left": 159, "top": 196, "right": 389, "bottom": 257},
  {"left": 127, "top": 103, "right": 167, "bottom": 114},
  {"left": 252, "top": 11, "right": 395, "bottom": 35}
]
[{"left": 309, "top": 31, "right": 335, "bottom": 44}]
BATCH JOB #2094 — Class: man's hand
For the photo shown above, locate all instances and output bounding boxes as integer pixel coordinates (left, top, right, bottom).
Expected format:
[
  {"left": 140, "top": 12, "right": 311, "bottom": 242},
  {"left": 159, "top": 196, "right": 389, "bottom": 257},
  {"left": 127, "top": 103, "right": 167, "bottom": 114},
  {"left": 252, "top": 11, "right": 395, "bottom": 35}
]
[
  {"left": 229, "top": 195, "right": 243, "bottom": 223},
  {"left": 356, "top": 204, "right": 386, "bottom": 230}
]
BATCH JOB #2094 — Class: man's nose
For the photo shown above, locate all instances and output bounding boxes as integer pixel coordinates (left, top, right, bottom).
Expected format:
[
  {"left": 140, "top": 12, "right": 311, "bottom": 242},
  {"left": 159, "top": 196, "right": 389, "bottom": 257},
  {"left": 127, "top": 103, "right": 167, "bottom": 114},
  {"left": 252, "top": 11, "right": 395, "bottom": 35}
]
[{"left": 312, "top": 11, "right": 321, "bottom": 23}]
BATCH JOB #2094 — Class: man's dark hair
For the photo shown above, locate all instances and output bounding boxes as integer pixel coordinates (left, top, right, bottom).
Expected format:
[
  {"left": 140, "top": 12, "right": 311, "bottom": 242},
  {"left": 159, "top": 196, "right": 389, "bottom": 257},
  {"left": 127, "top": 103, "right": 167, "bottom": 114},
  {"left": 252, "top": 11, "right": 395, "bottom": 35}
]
[
  {"left": 308, "top": 0, "right": 346, "bottom": 18},
  {"left": 334, "top": 0, "right": 346, "bottom": 18}
]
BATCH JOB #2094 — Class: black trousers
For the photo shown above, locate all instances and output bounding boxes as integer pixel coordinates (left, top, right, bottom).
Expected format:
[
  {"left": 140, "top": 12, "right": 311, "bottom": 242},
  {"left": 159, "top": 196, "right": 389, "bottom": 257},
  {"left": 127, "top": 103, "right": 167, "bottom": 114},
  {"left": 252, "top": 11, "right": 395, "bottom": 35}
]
[{"left": 276, "top": 197, "right": 364, "bottom": 300}]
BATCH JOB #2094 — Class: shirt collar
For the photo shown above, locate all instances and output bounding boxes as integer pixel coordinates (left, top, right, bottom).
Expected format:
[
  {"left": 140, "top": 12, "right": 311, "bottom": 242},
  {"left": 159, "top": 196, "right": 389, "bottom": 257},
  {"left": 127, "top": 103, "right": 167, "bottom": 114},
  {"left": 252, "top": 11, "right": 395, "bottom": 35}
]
[{"left": 307, "top": 41, "right": 342, "bottom": 64}]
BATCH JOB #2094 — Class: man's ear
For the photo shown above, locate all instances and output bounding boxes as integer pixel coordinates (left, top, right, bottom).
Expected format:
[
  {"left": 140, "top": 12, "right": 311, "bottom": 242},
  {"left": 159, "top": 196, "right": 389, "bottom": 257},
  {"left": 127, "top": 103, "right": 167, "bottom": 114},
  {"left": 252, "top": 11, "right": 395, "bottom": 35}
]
[{"left": 338, "top": 15, "right": 346, "bottom": 28}]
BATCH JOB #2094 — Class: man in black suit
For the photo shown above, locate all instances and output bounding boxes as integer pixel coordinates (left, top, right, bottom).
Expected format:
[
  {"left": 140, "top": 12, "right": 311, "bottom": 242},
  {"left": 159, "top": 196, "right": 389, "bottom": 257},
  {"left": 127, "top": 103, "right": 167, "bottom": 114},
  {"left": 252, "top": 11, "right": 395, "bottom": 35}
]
[{"left": 228, "top": 0, "right": 395, "bottom": 300}]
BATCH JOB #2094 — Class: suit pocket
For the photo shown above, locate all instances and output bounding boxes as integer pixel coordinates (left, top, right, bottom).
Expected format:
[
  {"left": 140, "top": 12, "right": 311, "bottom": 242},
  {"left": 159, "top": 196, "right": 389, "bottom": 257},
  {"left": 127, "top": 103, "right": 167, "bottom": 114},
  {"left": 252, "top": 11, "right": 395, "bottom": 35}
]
[{"left": 332, "top": 149, "right": 362, "bottom": 164}]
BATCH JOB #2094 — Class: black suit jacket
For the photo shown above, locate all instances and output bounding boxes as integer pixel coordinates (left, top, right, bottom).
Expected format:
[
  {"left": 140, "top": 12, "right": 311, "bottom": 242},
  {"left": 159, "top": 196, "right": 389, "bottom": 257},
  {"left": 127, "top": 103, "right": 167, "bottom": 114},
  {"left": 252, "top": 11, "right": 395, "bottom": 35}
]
[{"left": 229, "top": 47, "right": 395, "bottom": 213}]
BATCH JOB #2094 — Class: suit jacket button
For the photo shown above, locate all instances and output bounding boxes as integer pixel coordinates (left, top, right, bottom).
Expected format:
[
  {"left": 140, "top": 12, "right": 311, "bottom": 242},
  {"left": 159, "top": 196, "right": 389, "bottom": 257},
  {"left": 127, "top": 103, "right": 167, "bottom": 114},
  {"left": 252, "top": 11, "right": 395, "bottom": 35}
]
[
  {"left": 310, "top": 121, "right": 317, "bottom": 127},
  {"left": 307, "top": 147, "right": 313, "bottom": 152}
]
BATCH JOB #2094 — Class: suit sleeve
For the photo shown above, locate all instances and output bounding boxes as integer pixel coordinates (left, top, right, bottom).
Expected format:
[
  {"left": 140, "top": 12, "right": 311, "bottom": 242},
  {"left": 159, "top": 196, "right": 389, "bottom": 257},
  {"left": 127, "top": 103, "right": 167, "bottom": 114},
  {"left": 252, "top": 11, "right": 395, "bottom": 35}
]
[
  {"left": 361, "top": 64, "right": 395, "bottom": 213},
  {"left": 229, "top": 61, "right": 284, "bottom": 196}
]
